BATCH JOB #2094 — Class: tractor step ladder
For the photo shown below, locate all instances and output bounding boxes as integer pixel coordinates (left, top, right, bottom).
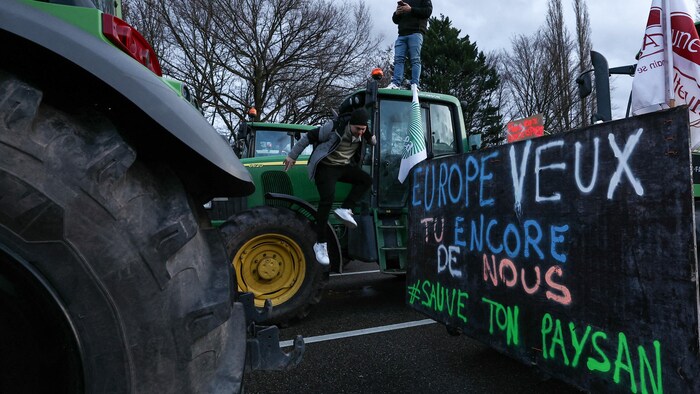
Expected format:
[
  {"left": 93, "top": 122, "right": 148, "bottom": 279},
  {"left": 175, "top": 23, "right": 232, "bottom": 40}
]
[{"left": 374, "top": 209, "right": 408, "bottom": 271}]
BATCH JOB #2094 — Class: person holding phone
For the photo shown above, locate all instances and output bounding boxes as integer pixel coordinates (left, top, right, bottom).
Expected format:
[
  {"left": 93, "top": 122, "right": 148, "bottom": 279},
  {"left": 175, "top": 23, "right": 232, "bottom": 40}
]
[{"left": 387, "top": 0, "right": 433, "bottom": 90}]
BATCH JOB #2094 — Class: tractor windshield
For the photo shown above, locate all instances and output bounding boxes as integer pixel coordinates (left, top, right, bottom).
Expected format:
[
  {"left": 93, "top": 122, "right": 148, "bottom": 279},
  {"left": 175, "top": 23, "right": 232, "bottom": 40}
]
[
  {"left": 252, "top": 130, "right": 312, "bottom": 157},
  {"left": 376, "top": 98, "right": 458, "bottom": 208}
]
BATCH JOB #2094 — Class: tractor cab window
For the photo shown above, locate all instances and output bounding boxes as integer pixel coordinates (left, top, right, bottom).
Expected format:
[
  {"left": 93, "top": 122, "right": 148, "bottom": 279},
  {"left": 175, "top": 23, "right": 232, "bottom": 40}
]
[
  {"left": 430, "top": 104, "right": 455, "bottom": 157},
  {"left": 254, "top": 130, "right": 292, "bottom": 157},
  {"left": 250, "top": 129, "right": 312, "bottom": 158}
]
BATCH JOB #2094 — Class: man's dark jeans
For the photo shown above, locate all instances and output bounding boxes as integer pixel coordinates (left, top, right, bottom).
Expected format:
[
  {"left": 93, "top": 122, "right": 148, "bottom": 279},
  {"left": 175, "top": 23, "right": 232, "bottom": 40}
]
[{"left": 314, "top": 163, "right": 371, "bottom": 243}]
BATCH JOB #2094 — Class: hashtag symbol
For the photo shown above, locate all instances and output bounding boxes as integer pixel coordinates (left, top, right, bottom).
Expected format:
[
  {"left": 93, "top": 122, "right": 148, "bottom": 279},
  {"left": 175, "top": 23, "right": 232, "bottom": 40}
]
[{"left": 407, "top": 280, "right": 421, "bottom": 305}]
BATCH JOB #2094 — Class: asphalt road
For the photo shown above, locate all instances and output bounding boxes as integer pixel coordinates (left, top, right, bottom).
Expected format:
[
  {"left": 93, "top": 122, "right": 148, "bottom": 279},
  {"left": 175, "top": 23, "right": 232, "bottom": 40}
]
[{"left": 243, "top": 261, "right": 584, "bottom": 394}]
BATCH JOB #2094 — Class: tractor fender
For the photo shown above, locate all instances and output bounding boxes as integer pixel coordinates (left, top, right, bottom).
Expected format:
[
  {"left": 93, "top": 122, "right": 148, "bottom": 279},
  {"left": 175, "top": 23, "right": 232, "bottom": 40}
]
[
  {"left": 265, "top": 192, "right": 343, "bottom": 267},
  {"left": 0, "top": 2, "right": 253, "bottom": 197}
]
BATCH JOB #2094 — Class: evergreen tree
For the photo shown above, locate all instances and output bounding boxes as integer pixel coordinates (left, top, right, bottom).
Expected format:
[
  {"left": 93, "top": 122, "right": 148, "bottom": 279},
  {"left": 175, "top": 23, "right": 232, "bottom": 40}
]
[{"left": 421, "top": 15, "right": 503, "bottom": 147}]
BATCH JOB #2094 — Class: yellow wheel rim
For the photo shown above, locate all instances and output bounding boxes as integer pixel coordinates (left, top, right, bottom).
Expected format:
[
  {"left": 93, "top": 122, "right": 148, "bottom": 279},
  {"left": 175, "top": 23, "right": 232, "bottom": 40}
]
[{"left": 233, "top": 233, "right": 306, "bottom": 307}]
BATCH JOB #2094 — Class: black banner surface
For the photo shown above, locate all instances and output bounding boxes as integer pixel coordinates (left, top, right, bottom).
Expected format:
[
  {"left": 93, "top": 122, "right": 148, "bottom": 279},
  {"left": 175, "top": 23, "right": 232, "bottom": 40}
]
[{"left": 406, "top": 107, "right": 699, "bottom": 393}]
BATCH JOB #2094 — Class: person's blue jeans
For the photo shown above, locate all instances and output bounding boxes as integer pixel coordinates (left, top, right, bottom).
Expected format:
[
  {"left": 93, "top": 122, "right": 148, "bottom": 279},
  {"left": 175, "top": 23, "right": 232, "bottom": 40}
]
[{"left": 391, "top": 33, "right": 424, "bottom": 87}]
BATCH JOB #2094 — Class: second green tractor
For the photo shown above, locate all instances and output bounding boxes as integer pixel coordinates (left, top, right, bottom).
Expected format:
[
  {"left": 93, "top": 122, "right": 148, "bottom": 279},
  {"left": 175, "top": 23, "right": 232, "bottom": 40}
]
[{"left": 210, "top": 78, "right": 480, "bottom": 324}]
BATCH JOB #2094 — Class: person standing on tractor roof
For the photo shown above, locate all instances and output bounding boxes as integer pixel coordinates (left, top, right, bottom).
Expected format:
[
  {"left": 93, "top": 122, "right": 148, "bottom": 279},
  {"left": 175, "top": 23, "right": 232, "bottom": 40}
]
[
  {"left": 386, "top": 0, "right": 433, "bottom": 90},
  {"left": 283, "top": 108, "right": 376, "bottom": 265}
]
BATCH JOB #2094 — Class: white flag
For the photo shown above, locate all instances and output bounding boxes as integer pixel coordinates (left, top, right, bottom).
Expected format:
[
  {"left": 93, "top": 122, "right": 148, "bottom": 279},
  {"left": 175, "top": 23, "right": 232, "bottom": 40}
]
[
  {"left": 631, "top": 0, "right": 700, "bottom": 149},
  {"left": 398, "top": 84, "right": 427, "bottom": 183}
]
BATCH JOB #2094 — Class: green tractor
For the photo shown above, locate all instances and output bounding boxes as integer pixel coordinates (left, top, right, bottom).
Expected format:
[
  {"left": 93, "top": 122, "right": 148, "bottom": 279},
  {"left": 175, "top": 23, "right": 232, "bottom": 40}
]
[
  {"left": 209, "top": 75, "right": 480, "bottom": 324},
  {"left": 0, "top": 1, "right": 300, "bottom": 393}
]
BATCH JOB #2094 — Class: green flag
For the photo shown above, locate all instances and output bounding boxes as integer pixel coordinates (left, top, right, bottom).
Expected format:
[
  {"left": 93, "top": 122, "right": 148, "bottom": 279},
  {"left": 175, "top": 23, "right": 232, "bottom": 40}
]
[{"left": 398, "top": 84, "right": 427, "bottom": 183}]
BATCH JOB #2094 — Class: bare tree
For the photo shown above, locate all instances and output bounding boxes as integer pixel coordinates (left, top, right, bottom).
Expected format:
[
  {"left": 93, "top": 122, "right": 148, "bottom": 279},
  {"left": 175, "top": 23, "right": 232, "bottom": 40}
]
[
  {"left": 573, "top": 0, "right": 593, "bottom": 127},
  {"left": 123, "top": 0, "right": 381, "bottom": 139},
  {"left": 374, "top": 45, "right": 395, "bottom": 87},
  {"left": 122, "top": 0, "right": 170, "bottom": 61},
  {"left": 500, "top": 32, "right": 559, "bottom": 131},
  {"left": 155, "top": 0, "right": 235, "bottom": 131},
  {"left": 123, "top": 0, "right": 228, "bottom": 132},
  {"left": 499, "top": 0, "right": 580, "bottom": 135},
  {"left": 543, "top": 0, "right": 577, "bottom": 133},
  {"left": 482, "top": 51, "right": 511, "bottom": 147},
  {"left": 211, "top": 0, "right": 380, "bottom": 124}
]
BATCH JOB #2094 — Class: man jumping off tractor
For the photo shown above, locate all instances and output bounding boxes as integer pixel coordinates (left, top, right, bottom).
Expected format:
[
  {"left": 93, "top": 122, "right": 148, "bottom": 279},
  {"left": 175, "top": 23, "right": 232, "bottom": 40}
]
[{"left": 283, "top": 108, "right": 376, "bottom": 265}]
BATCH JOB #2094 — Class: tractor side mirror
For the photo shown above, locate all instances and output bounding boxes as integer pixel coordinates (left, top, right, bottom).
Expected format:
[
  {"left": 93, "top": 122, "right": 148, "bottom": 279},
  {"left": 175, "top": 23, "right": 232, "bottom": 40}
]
[
  {"left": 365, "top": 79, "right": 378, "bottom": 108},
  {"left": 232, "top": 140, "right": 244, "bottom": 158},
  {"left": 233, "top": 122, "right": 251, "bottom": 158},
  {"left": 576, "top": 73, "right": 593, "bottom": 99},
  {"left": 237, "top": 122, "right": 249, "bottom": 141}
]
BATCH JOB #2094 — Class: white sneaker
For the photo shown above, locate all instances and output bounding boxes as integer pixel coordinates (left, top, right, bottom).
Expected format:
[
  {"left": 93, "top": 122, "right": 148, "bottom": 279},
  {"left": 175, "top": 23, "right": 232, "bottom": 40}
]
[
  {"left": 334, "top": 208, "right": 357, "bottom": 229},
  {"left": 386, "top": 82, "right": 401, "bottom": 89},
  {"left": 313, "top": 242, "right": 330, "bottom": 266}
]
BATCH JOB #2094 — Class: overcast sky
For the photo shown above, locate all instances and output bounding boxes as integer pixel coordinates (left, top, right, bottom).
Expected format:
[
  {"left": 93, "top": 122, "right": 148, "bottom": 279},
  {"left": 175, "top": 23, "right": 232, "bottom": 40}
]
[{"left": 367, "top": 0, "right": 656, "bottom": 119}]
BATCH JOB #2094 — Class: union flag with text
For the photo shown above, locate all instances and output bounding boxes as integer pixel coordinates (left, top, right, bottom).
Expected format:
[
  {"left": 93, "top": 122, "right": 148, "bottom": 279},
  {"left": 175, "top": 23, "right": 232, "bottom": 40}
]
[{"left": 631, "top": 0, "right": 700, "bottom": 148}]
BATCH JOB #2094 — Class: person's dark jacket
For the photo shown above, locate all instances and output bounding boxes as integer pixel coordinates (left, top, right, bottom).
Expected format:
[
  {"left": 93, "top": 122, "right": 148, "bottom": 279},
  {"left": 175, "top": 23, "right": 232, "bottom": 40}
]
[
  {"left": 288, "top": 115, "right": 375, "bottom": 180},
  {"left": 392, "top": 0, "right": 433, "bottom": 36}
]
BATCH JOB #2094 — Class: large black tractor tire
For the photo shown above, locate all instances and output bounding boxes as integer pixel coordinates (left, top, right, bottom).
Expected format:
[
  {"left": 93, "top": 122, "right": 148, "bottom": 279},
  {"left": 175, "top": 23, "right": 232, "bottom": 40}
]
[
  {"left": 220, "top": 206, "right": 327, "bottom": 325},
  {"left": 0, "top": 74, "right": 247, "bottom": 393}
]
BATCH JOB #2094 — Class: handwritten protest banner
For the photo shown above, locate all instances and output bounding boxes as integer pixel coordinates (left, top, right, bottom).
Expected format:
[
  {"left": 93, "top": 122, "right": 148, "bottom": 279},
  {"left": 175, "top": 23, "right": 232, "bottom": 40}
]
[{"left": 407, "top": 107, "right": 699, "bottom": 392}]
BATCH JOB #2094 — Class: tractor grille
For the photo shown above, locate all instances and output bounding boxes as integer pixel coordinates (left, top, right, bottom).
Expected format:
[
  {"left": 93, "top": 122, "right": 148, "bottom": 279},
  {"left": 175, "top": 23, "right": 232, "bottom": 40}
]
[{"left": 261, "top": 171, "right": 293, "bottom": 207}]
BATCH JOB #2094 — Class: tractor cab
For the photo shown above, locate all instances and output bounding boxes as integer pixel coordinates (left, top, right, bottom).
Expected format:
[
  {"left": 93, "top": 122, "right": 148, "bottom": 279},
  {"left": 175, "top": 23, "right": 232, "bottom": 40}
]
[{"left": 336, "top": 73, "right": 472, "bottom": 270}]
